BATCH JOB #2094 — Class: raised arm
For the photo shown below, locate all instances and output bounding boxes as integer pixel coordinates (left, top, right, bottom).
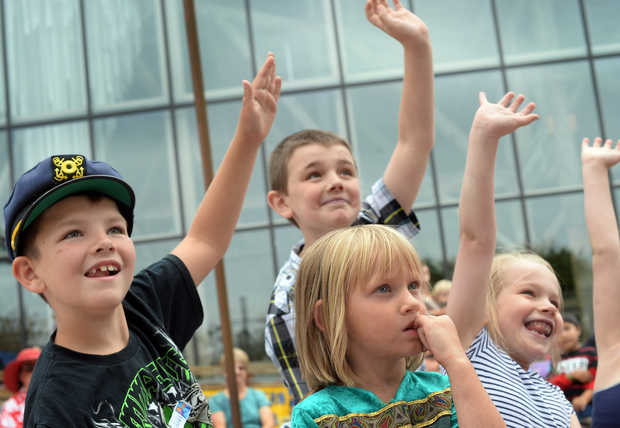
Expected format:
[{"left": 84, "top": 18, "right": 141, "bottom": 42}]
[
  {"left": 448, "top": 92, "right": 539, "bottom": 348},
  {"left": 172, "top": 54, "right": 281, "bottom": 285},
  {"left": 581, "top": 137, "right": 620, "bottom": 391},
  {"left": 366, "top": 0, "right": 434, "bottom": 212}
]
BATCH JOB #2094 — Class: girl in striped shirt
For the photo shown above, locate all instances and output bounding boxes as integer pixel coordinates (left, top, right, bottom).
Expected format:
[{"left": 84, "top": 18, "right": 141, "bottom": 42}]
[{"left": 447, "top": 91, "right": 577, "bottom": 427}]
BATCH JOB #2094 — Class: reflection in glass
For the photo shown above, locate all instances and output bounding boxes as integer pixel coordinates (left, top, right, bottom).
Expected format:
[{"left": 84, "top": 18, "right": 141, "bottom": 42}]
[
  {"left": 347, "top": 81, "right": 435, "bottom": 205},
  {"left": 12, "top": 122, "right": 91, "bottom": 178},
  {"left": 85, "top": 0, "right": 168, "bottom": 111},
  {"left": 176, "top": 103, "right": 268, "bottom": 228},
  {"left": 496, "top": 0, "right": 586, "bottom": 64},
  {"left": 584, "top": 0, "right": 620, "bottom": 55},
  {"left": 433, "top": 71, "right": 515, "bottom": 204},
  {"left": 5, "top": 0, "right": 87, "bottom": 121},
  {"left": 335, "top": 0, "right": 404, "bottom": 82},
  {"left": 506, "top": 62, "right": 598, "bottom": 192},
  {"left": 415, "top": 0, "right": 499, "bottom": 72},
  {"left": 251, "top": 0, "right": 339, "bottom": 89},
  {"left": 94, "top": 111, "right": 182, "bottom": 238},
  {"left": 165, "top": 0, "right": 252, "bottom": 101}
]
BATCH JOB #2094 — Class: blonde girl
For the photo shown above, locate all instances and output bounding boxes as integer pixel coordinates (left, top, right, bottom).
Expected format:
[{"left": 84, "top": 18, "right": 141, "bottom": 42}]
[
  {"left": 291, "top": 224, "right": 504, "bottom": 428},
  {"left": 447, "top": 91, "right": 577, "bottom": 427}
]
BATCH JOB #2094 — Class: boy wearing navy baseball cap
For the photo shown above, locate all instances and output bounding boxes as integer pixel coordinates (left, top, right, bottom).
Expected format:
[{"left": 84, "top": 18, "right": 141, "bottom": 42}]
[{"left": 3, "top": 54, "right": 281, "bottom": 427}]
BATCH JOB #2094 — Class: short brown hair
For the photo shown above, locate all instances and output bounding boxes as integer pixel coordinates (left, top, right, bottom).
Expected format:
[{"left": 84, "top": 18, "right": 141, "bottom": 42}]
[
  {"left": 268, "top": 129, "right": 353, "bottom": 194},
  {"left": 295, "top": 224, "right": 427, "bottom": 392}
]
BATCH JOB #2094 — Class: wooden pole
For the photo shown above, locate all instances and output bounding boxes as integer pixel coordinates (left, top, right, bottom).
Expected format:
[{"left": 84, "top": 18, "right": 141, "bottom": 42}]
[{"left": 181, "top": 1, "right": 242, "bottom": 427}]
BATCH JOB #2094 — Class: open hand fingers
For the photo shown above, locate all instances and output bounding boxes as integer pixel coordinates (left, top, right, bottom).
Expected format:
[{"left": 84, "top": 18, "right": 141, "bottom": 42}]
[
  {"left": 498, "top": 91, "right": 515, "bottom": 107},
  {"left": 253, "top": 53, "right": 275, "bottom": 88},
  {"left": 519, "top": 101, "right": 536, "bottom": 116},
  {"left": 478, "top": 91, "right": 488, "bottom": 106},
  {"left": 509, "top": 94, "right": 525, "bottom": 112},
  {"left": 593, "top": 137, "right": 603, "bottom": 148}
]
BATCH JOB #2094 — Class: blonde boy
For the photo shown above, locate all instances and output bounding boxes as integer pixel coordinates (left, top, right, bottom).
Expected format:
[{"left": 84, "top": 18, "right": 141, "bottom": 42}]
[
  {"left": 264, "top": 0, "right": 434, "bottom": 403},
  {"left": 4, "top": 55, "right": 280, "bottom": 427}
]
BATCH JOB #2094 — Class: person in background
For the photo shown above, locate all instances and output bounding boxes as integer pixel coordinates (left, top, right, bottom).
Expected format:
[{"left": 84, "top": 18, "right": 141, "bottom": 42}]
[
  {"left": 210, "top": 348, "right": 276, "bottom": 428},
  {"left": 549, "top": 312, "right": 597, "bottom": 426},
  {"left": 0, "top": 347, "right": 41, "bottom": 428},
  {"left": 430, "top": 279, "right": 452, "bottom": 315}
]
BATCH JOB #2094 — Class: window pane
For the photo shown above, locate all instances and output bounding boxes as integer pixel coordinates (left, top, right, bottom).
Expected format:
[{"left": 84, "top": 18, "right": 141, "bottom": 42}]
[
  {"left": 584, "top": 0, "right": 620, "bottom": 55},
  {"left": 443, "top": 200, "right": 527, "bottom": 263},
  {"left": 335, "top": 0, "right": 404, "bottom": 82},
  {"left": 274, "top": 225, "right": 303, "bottom": 272},
  {"left": 0, "top": 133, "right": 9, "bottom": 246},
  {"left": 5, "top": 0, "right": 87, "bottom": 121},
  {"left": 165, "top": 0, "right": 252, "bottom": 101},
  {"left": 134, "top": 239, "right": 180, "bottom": 273},
  {"left": 251, "top": 0, "right": 339, "bottom": 89},
  {"left": 176, "top": 103, "right": 269, "bottom": 228},
  {"left": 0, "top": 19, "right": 6, "bottom": 126},
  {"left": 0, "top": 265, "right": 21, "bottom": 351},
  {"left": 411, "top": 208, "right": 443, "bottom": 270},
  {"left": 22, "top": 286, "right": 54, "bottom": 347},
  {"left": 415, "top": 0, "right": 499, "bottom": 72},
  {"left": 12, "top": 122, "right": 91, "bottom": 178},
  {"left": 347, "top": 81, "right": 435, "bottom": 206},
  {"left": 526, "top": 193, "right": 592, "bottom": 324},
  {"left": 433, "top": 71, "right": 515, "bottom": 204},
  {"left": 506, "top": 62, "right": 598, "bottom": 192},
  {"left": 496, "top": 0, "right": 586, "bottom": 64},
  {"left": 201, "top": 229, "right": 275, "bottom": 362},
  {"left": 594, "top": 57, "right": 620, "bottom": 184},
  {"left": 94, "top": 111, "right": 182, "bottom": 238},
  {"left": 85, "top": 0, "right": 168, "bottom": 111}
]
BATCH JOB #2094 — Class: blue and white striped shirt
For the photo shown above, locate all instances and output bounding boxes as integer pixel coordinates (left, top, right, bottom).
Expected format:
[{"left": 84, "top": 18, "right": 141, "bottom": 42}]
[{"left": 468, "top": 328, "right": 574, "bottom": 427}]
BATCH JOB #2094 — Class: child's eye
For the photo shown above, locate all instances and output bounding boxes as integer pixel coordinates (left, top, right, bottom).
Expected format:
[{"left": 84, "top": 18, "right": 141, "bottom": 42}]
[
  {"left": 108, "top": 226, "right": 125, "bottom": 235},
  {"left": 550, "top": 300, "right": 560, "bottom": 309},
  {"left": 63, "top": 230, "right": 82, "bottom": 240},
  {"left": 306, "top": 171, "right": 321, "bottom": 180},
  {"left": 340, "top": 168, "right": 355, "bottom": 177},
  {"left": 408, "top": 281, "right": 419, "bottom": 292},
  {"left": 376, "top": 284, "right": 391, "bottom": 294},
  {"left": 521, "top": 290, "right": 535, "bottom": 297}
]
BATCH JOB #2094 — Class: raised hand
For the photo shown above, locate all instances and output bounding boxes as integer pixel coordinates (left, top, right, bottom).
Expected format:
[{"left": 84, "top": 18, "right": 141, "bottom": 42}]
[
  {"left": 581, "top": 137, "right": 620, "bottom": 169},
  {"left": 471, "top": 92, "right": 539, "bottom": 141},
  {"left": 365, "top": 0, "right": 429, "bottom": 46},
  {"left": 235, "top": 53, "right": 282, "bottom": 145}
]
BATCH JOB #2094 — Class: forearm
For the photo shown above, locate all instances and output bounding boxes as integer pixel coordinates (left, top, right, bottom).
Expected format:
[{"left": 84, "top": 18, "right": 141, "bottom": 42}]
[
  {"left": 448, "top": 129, "right": 498, "bottom": 345},
  {"left": 582, "top": 162, "right": 620, "bottom": 352},
  {"left": 383, "top": 35, "right": 434, "bottom": 212},
  {"left": 445, "top": 358, "right": 506, "bottom": 428}
]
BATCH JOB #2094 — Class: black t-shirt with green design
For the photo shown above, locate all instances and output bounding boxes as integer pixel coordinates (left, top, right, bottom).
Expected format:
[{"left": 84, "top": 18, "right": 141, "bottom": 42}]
[{"left": 23, "top": 254, "right": 211, "bottom": 428}]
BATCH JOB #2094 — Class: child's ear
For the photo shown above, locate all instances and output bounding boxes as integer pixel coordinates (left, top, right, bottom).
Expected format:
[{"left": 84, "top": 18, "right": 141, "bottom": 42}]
[
  {"left": 313, "top": 299, "right": 326, "bottom": 332},
  {"left": 12, "top": 256, "right": 46, "bottom": 294},
  {"left": 267, "top": 190, "right": 293, "bottom": 220}
]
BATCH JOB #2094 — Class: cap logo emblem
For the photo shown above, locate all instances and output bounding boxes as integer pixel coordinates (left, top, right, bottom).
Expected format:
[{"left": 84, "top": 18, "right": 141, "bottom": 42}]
[{"left": 53, "top": 155, "right": 85, "bottom": 182}]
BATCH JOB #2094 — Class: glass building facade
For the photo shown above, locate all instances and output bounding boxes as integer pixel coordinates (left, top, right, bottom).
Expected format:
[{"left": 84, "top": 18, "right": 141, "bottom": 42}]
[{"left": 1, "top": 0, "right": 619, "bottom": 366}]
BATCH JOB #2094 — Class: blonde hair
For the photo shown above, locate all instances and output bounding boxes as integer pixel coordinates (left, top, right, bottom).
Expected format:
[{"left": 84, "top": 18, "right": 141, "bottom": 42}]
[
  {"left": 219, "top": 347, "right": 250, "bottom": 368},
  {"left": 486, "top": 251, "right": 562, "bottom": 350},
  {"left": 431, "top": 279, "right": 452, "bottom": 297},
  {"left": 295, "top": 224, "right": 427, "bottom": 392}
]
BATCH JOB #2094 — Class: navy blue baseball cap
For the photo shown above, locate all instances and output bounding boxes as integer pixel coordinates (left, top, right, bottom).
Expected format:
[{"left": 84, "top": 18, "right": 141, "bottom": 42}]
[{"left": 4, "top": 154, "right": 135, "bottom": 260}]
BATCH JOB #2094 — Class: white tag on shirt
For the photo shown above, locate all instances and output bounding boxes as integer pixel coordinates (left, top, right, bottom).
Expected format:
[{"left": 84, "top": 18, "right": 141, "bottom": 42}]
[{"left": 168, "top": 400, "right": 192, "bottom": 428}]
